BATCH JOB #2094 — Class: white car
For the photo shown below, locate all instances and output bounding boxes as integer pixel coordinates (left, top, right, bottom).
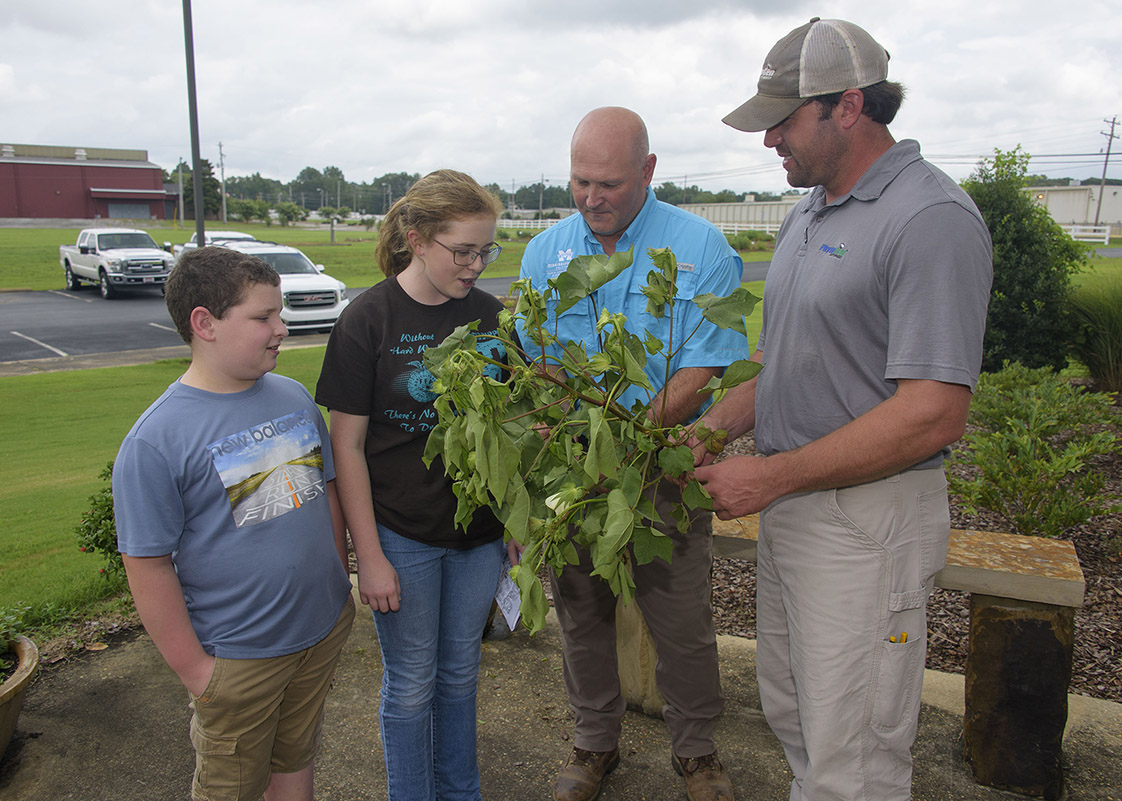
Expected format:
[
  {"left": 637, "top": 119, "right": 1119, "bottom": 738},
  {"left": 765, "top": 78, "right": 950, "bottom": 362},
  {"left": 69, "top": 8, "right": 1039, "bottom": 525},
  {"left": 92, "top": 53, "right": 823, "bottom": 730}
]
[
  {"left": 219, "top": 240, "right": 350, "bottom": 332},
  {"left": 171, "top": 230, "right": 258, "bottom": 260}
]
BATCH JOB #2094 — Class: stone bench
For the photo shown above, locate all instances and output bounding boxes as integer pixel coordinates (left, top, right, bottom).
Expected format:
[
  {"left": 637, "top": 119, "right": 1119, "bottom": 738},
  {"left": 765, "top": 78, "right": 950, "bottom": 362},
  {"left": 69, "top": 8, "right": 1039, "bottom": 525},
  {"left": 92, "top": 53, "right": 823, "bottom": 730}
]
[{"left": 615, "top": 514, "right": 1085, "bottom": 800}]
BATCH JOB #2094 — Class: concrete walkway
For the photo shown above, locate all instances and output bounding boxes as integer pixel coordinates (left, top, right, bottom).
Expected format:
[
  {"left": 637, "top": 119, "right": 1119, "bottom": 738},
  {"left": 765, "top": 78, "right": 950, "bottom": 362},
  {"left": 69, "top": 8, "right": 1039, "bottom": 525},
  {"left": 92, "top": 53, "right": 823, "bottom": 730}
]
[{"left": 2, "top": 584, "right": 1120, "bottom": 800}]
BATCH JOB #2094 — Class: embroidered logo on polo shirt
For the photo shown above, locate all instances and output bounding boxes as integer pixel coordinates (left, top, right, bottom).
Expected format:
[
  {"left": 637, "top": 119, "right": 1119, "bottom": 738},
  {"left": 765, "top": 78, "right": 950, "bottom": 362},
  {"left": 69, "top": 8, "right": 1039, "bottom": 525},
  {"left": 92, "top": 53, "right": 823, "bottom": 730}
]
[
  {"left": 557, "top": 248, "right": 573, "bottom": 263},
  {"left": 819, "top": 243, "right": 848, "bottom": 260},
  {"left": 678, "top": 262, "right": 696, "bottom": 273}
]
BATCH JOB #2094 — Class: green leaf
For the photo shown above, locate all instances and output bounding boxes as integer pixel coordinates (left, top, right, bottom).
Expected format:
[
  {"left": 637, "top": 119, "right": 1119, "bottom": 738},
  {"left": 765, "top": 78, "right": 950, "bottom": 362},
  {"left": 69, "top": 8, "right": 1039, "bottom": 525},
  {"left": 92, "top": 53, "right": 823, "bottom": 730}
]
[
  {"left": 682, "top": 478, "right": 712, "bottom": 510},
  {"left": 693, "top": 287, "right": 761, "bottom": 338},
  {"left": 631, "top": 525, "right": 674, "bottom": 565},
  {"left": 648, "top": 247, "right": 679, "bottom": 292},
  {"left": 642, "top": 270, "right": 671, "bottom": 318},
  {"left": 550, "top": 249, "right": 635, "bottom": 314},
  {"left": 599, "top": 489, "right": 635, "bottom": 556},
  {"left": 512, "top": 565, "right": 549, "bottom": 635},
  {"left": 658, "top": 445, "right": 695, "bottom": 478},
  {"left": 701, "top": 359, "right": 762, "bottom": 393}
]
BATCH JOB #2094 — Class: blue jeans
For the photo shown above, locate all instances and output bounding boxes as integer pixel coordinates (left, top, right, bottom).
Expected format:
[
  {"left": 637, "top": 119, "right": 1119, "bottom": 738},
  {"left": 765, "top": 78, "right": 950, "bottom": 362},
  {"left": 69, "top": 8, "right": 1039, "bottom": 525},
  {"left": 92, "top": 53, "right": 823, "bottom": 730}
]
[{"left": 372, "top": 525, "right": 504, "bottom": 801}]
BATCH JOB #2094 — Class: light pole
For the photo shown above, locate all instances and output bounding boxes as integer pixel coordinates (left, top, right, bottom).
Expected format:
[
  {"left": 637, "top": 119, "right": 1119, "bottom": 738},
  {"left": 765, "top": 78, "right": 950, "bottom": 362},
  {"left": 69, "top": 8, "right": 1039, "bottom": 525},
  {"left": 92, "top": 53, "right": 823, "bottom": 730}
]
[{"left": 181, "top": 0, "right": 205, "bottom": 244}]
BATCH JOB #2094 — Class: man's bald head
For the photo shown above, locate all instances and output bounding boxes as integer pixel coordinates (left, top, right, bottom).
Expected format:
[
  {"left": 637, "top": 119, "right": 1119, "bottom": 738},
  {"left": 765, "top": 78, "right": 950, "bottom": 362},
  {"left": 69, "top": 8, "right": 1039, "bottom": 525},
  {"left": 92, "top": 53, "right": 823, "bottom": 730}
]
[{"left": 571, "top": 106, "right": 651, "bottom": 170}]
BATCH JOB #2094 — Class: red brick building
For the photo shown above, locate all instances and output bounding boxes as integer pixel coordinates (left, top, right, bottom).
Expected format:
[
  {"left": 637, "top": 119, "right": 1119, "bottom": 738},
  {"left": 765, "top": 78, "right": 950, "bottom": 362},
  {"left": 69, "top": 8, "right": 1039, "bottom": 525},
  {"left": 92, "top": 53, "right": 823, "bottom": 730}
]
[{"left": 0, "top": 143, "right": 173, "bottom": 220}]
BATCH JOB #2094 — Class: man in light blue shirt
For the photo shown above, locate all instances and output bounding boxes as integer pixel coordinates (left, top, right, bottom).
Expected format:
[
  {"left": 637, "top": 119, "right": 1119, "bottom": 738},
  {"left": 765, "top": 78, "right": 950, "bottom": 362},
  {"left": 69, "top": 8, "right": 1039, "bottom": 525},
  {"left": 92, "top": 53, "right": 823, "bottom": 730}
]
[{"left": 519, "top": 106, "right": 742, "bottom": 801}]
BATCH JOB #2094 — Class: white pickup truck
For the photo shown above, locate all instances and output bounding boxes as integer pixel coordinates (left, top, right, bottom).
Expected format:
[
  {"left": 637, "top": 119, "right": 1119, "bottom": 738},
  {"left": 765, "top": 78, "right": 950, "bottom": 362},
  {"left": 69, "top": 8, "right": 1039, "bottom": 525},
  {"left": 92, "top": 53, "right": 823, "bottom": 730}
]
[{"left": 60, "top": 228, "right": 177, "bottom": 299}]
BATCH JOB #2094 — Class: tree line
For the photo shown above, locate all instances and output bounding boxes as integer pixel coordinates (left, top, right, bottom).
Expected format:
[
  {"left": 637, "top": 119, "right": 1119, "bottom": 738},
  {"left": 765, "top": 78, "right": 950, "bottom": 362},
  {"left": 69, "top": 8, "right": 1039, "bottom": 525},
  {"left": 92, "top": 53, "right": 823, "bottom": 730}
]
[
  {"left": 165, "top": 157, "right": 1110, "bottom": 226},
  {"left": 163, "top": 160, "right": 800, "bottom": 223}
]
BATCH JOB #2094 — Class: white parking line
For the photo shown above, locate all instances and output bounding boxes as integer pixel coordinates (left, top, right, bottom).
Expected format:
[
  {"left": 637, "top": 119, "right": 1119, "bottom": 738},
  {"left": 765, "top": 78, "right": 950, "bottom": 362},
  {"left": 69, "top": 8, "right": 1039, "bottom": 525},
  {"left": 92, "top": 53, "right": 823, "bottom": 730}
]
[
  {"left": 148, "top": 323, "right": 177, "bottom": 333},
  {"left": 10, "top": 331, "right": 69, "bottom": 357},
  {"left": 46, "top": 290, "right": 93, "bottom": 303}
]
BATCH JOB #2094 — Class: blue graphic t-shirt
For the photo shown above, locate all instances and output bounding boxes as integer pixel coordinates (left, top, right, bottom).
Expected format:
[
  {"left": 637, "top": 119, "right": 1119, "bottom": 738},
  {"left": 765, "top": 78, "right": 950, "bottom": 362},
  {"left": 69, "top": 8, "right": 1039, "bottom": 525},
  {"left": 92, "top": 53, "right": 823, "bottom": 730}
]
[
  {"left": 315, "top": 276, "right": 506, "bottom": 548},
  {"left": 113, "top": 374, "right": 352, "bottom": 659}
]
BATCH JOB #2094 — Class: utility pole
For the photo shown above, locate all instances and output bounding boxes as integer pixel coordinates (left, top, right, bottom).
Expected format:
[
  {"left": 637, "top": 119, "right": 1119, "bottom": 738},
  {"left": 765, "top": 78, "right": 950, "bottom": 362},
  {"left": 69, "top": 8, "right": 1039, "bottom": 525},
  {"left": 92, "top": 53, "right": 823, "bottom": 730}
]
[
  {"left": 218, "top": 141, "right": 227, "bottom": 223},
  {"left": 539, "top": 174, "right": 544, "bottom": 213},
  {"left": 181, "top": 0, "right": 205, "bottom": 245},
  {"left": 1095, "top": 115, "right": 1118, "bottom": 226},
  {"left": 176, "top": 159, "right": 185, "bottom": 227}
]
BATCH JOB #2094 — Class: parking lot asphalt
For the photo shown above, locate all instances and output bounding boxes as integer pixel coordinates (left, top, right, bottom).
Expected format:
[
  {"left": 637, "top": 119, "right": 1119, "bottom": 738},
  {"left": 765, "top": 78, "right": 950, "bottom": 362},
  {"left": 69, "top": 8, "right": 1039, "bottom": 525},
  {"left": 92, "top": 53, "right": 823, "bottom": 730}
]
[{"left": 0, "top": 336, "right": 331, "bottom": 377}]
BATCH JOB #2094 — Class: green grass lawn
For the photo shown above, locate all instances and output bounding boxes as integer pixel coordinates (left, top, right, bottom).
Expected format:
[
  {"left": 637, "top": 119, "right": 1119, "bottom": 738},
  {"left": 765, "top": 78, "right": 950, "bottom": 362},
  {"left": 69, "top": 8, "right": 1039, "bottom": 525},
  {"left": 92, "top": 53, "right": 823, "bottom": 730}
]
[
  {"left": 0, "top": 223, "right": 529, "bottom": 292},
  {"left": 0, "top": 349, "right": 328, "bottom": 619}
]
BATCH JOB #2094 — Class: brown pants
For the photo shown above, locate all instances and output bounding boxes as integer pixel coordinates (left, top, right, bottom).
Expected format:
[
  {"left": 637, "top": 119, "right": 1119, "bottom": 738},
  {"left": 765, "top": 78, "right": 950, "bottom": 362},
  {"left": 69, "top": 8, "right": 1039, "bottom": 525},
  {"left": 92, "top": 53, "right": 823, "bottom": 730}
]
[{"left": 549, "top": 478, "right": 724, "bottom": 757}]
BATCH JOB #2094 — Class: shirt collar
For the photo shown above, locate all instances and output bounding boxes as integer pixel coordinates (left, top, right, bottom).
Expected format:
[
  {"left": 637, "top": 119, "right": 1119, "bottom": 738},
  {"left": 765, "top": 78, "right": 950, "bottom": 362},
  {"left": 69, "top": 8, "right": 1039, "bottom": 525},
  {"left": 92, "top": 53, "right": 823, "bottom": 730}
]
[{"left": 807, "top": 139, "right": 924, "bottom": 211}]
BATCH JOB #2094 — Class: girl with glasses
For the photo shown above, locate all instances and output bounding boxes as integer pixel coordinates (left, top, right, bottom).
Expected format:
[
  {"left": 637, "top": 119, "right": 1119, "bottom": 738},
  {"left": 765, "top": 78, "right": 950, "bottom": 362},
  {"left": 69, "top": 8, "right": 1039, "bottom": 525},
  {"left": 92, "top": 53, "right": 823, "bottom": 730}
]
[{"left": 316, "top": 169, "right": 510, "bottom": 801}]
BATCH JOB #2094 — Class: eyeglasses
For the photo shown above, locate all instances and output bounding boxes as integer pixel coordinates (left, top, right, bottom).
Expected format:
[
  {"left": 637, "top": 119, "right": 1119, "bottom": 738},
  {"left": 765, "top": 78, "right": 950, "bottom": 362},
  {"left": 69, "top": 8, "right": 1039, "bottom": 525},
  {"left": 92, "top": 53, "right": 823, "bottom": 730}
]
[{"left": 430, "top": 239, "right": 503, "bottom": 267}]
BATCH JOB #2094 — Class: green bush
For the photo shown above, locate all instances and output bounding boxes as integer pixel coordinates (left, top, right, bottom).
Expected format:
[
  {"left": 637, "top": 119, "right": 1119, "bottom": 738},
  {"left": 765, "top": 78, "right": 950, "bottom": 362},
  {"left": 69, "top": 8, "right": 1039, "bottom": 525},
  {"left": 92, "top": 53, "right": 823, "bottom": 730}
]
[
  {"left": 962, "top": 147, "right": 1089, "bottom": 372},
  {"left": 75, "top": 463, "right": 124, "bottom": 579},
  {"left": 1, "top": 603, "right": 29, "bottom": 674},
  {"left": 726, "top": 231, "right": 775, "bottom": 251},
  {"left": 949, "top": 361, "right": 1120, "bottom": 538},
  {"left": 1068, "top": 278, "right": 1122, "bottom": 392}
]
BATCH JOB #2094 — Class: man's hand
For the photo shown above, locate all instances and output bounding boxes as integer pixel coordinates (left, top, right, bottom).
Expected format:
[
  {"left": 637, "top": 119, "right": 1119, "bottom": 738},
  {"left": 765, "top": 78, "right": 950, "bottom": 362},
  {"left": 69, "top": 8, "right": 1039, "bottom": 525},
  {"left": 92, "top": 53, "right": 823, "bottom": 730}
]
[
  {"left": 694, "top": 455, "right": 782, "bottom": 519},
  {"left": 358, "top": 556, "right": 402, "bottom": 613}
]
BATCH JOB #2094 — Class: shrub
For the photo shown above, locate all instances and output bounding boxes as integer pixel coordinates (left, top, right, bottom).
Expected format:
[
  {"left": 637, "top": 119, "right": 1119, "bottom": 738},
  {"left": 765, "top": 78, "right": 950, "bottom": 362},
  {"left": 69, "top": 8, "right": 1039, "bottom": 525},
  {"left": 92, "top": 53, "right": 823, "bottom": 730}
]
[
  {"left": 949, "top": 361, "right": 1120, "bottom": 538},
  {"left": 962, "top": 147, "right": 1090, "bottom": 372},
  {"left": 75, "top": 462, "right": 124, "bottom": 579},
  {"left": 274, "top": 201, "right": 308, "bottom": 226},
  {"left": 725, "top": 231, "right": 775, "bottom": 251},
  {"left": 1068, "top": 277, "right": 1122, "bottom": 393},
  {"left": 1, "top": 603, "right": 29, "bottom": 675}
]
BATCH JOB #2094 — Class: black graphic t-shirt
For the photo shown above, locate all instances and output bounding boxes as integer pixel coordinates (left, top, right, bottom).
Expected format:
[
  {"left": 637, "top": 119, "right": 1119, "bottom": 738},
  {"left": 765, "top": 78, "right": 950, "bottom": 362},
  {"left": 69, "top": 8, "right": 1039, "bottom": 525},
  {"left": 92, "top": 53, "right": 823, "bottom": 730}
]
[{"left": 316, "top": 276, "right": 505, "bottom": 548}]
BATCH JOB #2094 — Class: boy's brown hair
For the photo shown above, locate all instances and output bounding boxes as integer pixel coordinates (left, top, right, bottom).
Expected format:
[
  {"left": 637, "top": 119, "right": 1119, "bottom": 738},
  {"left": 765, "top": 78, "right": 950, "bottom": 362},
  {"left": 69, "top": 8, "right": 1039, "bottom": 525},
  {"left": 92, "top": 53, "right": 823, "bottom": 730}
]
[{"left": 165, "top": 246, "right": 280, "bottom": 343}]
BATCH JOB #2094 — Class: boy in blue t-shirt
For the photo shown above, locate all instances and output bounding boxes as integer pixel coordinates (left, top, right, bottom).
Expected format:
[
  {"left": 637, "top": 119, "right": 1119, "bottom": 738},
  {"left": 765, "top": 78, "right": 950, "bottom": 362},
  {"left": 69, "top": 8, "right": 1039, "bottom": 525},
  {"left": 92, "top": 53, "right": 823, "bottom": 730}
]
[{"left": 113, "top": 246, "right": 355, "bottom": 801}]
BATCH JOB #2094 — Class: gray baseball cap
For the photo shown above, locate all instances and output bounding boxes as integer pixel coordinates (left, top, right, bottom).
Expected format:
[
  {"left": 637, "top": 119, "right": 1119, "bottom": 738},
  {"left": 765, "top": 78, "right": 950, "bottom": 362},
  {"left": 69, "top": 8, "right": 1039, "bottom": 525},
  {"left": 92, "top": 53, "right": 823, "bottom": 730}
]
[{"left": 723, "top": 17, "right": 890, "bottom": 132}]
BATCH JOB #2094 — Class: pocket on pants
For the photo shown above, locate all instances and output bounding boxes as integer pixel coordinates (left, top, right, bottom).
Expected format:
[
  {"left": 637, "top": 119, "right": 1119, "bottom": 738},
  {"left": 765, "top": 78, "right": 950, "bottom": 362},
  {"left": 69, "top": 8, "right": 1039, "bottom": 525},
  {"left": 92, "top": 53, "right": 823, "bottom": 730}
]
[
  {"left": 916, "top": 484, "right": 951, "bottom": 583},
  {"left": 871, "top": 603, "right": 925, "bottom": 732},
  {"left": 190, "top": 717, "right": 240, "bottom": 796}
]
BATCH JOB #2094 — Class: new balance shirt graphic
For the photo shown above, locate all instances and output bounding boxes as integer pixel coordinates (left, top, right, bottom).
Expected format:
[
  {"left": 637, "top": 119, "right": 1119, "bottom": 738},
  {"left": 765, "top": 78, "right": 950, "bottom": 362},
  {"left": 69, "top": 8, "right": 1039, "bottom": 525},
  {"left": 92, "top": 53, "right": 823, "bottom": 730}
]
[{"left": 207, "top": 409, "right": 327, "bottom": 527}]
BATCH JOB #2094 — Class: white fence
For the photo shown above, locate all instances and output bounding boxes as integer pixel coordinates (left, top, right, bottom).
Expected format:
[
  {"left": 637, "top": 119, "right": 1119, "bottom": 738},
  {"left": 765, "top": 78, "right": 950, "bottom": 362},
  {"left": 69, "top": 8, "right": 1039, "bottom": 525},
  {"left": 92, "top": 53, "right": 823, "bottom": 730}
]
[
  {"left": 1059, "top": 224, "right": 1111, "bottom": 245},
  {"left": 497, "top": 218, "right": 559, "bottom": 230},
  {"left": 707, "top": 221, "right": 785, "bottom": 235},
  {"left": 497, "top": 217, "right": 785, "bottom": 236}
]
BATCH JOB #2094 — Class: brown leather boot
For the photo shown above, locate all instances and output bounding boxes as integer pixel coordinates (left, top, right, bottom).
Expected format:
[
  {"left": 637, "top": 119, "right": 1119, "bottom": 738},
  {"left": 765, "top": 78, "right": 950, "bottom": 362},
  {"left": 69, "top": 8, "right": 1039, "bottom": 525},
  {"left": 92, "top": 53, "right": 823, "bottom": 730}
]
[
  {"left": 672, "top": 751, "right": 734, "bottom": 801},
  {"left": 553, "top": 746, "right": 620, "bottom": 801}
]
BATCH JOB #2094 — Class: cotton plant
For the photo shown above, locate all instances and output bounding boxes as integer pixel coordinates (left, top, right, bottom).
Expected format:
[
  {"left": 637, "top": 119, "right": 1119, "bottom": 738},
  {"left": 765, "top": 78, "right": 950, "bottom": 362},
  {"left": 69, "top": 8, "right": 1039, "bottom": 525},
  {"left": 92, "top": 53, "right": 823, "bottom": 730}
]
[{"left": 423, "top": 247, "right": 761, "bottom": 633}]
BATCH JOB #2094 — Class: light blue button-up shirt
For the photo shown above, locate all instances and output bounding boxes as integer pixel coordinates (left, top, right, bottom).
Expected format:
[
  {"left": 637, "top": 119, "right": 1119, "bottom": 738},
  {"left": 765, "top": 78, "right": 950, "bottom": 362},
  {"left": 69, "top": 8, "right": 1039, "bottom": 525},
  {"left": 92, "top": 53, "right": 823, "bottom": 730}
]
[{"left": 519, "top": 186, "right": 745, "bottom": 416}]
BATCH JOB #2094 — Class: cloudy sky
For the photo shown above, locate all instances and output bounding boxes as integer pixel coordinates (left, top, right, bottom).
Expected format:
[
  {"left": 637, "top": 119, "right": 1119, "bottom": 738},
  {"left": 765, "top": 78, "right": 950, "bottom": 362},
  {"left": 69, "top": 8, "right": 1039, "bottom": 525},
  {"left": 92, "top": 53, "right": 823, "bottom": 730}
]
[{"left": 3, "top": 0, "right": 1120, "bottom": 196}]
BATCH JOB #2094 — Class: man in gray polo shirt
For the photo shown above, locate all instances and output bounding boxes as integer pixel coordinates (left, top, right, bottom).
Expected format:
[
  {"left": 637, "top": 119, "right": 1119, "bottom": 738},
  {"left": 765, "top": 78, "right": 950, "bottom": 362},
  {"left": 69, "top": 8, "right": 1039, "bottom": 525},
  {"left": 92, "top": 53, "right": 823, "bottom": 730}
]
[{"left": 693, "top": 18, "right": 993, "bottom": 801}]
